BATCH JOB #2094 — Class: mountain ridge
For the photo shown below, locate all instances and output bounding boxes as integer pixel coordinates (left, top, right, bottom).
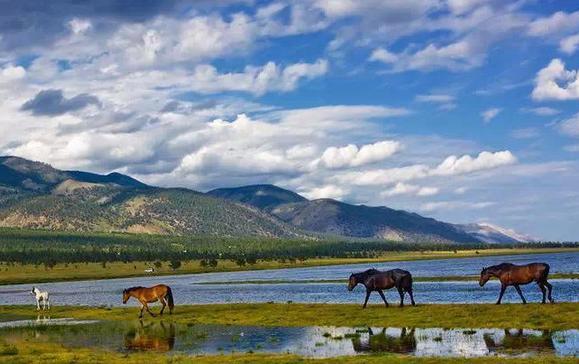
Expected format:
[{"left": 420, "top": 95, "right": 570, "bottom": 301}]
[{"left": 0, "top": 157, "right": 532, "bottom": 243}]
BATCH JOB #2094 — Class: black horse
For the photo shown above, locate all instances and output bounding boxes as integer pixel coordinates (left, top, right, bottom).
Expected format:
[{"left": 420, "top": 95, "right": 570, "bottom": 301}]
[{"left": 348, "top": 268, "right": 415, "bottom": 308}]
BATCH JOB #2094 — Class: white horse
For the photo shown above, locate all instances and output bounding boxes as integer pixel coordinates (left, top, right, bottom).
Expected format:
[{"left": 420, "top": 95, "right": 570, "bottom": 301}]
[{"left": 31, "top": 286, "right": 50, "bottom": 311}]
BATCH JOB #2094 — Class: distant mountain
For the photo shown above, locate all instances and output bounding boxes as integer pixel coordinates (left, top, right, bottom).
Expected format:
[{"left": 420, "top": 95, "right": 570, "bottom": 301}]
[
  {"left": 211, "top": 185, "right": 478, "bottom": 243},
  {"left": 0, "top": 157, "right": 532, "bottom": 243},
  {"left": 0, "top": 157, "right": 306, "bottom": 238},
  {"left": 208, "top": 184, "right": 307, "bottom": 211},
  {"left": 455, "top": 223, "right": 536, "bottom": 244}
]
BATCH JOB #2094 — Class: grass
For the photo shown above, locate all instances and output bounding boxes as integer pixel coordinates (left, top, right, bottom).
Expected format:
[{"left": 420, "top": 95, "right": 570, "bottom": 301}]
[
  {"left": 1, "top": 303, "right": 577, "bottom": 330},
  {"left": 1, "top": 247, "right": 576, "bottom": 285}
]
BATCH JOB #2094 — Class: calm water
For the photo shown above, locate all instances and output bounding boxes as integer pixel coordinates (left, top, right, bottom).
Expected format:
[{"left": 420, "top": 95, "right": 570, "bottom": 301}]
[
  {"left": 0, "top": 252, "right": 577, "bottom": 306},
  {"left": 0, "top": 319, "right": 576, "bottom": 358}
]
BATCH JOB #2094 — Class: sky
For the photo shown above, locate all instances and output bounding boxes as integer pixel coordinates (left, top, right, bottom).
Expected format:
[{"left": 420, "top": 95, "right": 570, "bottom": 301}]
[{"left": 0, "top": 0, "right": 578, "bottom": 240}]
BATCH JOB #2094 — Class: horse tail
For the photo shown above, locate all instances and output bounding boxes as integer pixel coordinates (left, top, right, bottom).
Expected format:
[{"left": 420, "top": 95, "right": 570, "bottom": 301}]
[
  {"left": 542, "top": 263, "right": 550, "bottom": 280},
  {"left": 405, "top": 272, "right": 413, "bottom": 292},
  {"left": 166, "top": 286, "right": 174, "bottom": 314}
]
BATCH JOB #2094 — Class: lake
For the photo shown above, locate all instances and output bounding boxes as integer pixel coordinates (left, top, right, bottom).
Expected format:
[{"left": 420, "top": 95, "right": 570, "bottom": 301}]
[{"left": 0, "top": 251, "right": 577, "bottom": 306}]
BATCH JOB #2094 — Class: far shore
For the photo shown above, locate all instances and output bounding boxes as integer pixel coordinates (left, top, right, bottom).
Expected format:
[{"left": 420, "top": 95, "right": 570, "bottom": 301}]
[{"left": 0, "top": 247, "right": 576, "bottom": 286}]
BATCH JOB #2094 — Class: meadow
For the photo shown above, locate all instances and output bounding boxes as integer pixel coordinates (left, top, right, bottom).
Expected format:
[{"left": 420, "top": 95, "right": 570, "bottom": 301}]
[{"left": 1, "top": 227, "right": 576, "bottom": 285}]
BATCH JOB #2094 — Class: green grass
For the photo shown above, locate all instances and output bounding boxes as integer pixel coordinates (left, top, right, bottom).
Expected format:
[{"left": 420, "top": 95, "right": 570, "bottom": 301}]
[
  {"left": 1, "top": 303, "right": 577, "bottom": 330},
  {"left": 1, "top": 247, "right": 576, "bottom": 285}
]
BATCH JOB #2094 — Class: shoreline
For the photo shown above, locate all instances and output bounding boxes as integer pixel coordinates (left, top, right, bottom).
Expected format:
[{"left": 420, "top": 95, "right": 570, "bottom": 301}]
[{"left": 0, "top": 247, "right": 576, "bottom": 286}]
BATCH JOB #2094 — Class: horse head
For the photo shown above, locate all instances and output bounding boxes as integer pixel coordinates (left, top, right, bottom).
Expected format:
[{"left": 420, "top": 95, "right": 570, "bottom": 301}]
[
  {"left": 122, "top": 289, "right": 130, "bottom": 304},
  {"left": 348, "top": 273, "right": 358, "bottom": 291},
  {"left": 479, "top": 267, "right": 491, "bottom": 286}
]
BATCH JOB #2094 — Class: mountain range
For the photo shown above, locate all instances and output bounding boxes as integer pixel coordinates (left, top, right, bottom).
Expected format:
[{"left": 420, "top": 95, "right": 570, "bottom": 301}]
[{"left": 0, "top": 156, "right": 533, "bottom": 244}]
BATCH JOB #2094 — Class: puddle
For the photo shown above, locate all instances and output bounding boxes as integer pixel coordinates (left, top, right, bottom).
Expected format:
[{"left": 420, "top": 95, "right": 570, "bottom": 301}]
[
  {"left": 0, "top": 317, "right": 99, "bottom": 328},
  {"left": 0, "top": 319, "right": 576, "bottom": 358}
]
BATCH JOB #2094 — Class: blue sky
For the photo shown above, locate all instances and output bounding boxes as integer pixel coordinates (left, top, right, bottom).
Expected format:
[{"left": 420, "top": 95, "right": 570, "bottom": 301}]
[{"left": 0, "top": 0, "right": 578, "bottom": 240}]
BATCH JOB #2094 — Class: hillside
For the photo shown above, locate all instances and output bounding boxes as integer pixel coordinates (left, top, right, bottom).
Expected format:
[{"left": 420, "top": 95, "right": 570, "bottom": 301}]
[
  {"left": 209, "top": 184, "right": 532, "bottom": 244},
  {"left": 0, "top": 157, "right": 306, "bottom": 238}
]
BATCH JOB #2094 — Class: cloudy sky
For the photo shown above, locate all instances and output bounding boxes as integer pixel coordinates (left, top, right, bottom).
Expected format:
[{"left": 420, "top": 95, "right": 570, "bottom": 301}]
[{"left": 0, "top": 1, "right": 578, "bottom": 240}]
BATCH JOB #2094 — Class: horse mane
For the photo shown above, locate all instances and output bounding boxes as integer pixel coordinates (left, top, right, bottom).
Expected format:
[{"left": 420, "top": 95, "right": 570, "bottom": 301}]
[
  {"left": 125, "top": 286, "right": 144, "bottom": 292},
  {"left": 484, "top": 263, "right": 514, "bottom": 273},
  {"left": 353, "top": 268, "right": 381, "bottom": 280}
]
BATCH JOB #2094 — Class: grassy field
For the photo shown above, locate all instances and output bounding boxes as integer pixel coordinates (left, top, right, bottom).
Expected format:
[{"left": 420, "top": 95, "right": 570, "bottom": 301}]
[
  {"left": 1, "top": 303, "right": 577, "bottom": 330},
  {"left": 1, "top": 247, "right": 576, "bottom": 285},
  {"left": 0, "top": 303, "right": 577, "bottom": 364}
]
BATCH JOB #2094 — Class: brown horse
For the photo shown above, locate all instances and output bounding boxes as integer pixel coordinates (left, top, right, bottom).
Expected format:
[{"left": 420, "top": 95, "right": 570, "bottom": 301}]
[
  {"left": 479, "top": 263, "right": 554, "bottom": 304},
  {"left": 122, "top": 284, "right": 174, "bottom": 318},
  {"left": 348, "top": 268, "right": 415, "bottom": 308}
]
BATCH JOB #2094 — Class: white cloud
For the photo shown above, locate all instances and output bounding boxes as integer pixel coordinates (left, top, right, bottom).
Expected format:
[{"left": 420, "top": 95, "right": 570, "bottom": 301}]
[
  {"left": 420, "top": 200, "right": 495, "bottom": 212},
  {"left": 560, "top": 34, "right": 579, "bottom": 55},
  {"left": 521, "top": 107, "right": 560, "bottom": 116},
  {"left": 532, "top": 59, "right": 579, "bottom": 101},
  {"left": 381, "top": 182, "right": 438, "bottom": 197},
  {"left": 564, "top": 144, "right": 579, "bottom": 152},
  {"left": 559, "top": 113, "right": 579, "bottom": 138},
  {"left": 187, "top": 60, "right": 328, "bottom": 95},
  {"left": 432, "top": 150, "right": 516, "bottom": 176},
  {"left": 0, "top": 64, "right": 26, "bottom": 83},
  {"left": 317, "top": 140, "right": 401, "bottom": 169},
  {"left": 415, "top": 94, "right": 455, "bottom": 103},
  {"left": 68, "top": 18, "right": 92, "bottom": 35},
  {"left": 481, "top": 107, "right": 501, "bottom": 123},
  {"left": 528, "top": 11, "right": 579, "bottom": 37},
  {"left": 301, "top": 184, "right": 347, "bottom": 200}
]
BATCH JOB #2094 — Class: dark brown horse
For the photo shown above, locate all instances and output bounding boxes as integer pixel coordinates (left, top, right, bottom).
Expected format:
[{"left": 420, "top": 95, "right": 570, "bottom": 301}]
[
  {"left": 348, "top": 268, "right": 415, "bottom": 308},
  {"left": 122, "top": 284, "right": 174, "bottom": 318},
  {"left": 479, "top": 263, "right": 553, "bottom": 304}
]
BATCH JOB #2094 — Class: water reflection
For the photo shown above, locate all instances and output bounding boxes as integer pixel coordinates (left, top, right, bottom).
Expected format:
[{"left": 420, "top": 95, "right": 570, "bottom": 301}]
[
  {"left": 0, "top": 320, "right": 576, "bottom": 358},
  {"left": 124, "top": 321, "right": 175, "bottom": 352},
  {"left": 484, "top": 329, "right": 555, "bottom": 355},
  {"left": 353, "top": 327, "right": 416, "bottom": 354}
]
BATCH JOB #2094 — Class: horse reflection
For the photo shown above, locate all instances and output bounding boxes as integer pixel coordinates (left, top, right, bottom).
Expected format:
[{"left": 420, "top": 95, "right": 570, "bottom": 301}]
[
  {"left": 483, "top": 329, "right": 554, "bottom": 355},
  {"left": 352, "top": 327, "right": 416, "bottom": 354},
  {"left": 124, "top": 321, "right": 176, "bottom": 352}
]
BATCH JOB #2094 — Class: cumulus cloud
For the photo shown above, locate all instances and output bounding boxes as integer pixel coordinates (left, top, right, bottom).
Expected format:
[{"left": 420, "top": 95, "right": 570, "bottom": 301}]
[
  {"left": 560, "top": 34, "right": 579, "bottom": 55},
  {"left": 20, "top": 89, "right": 100, "bottom": 116},
  {"left": 187, "top": 60, "right": 328, "bottom": 95},
  {"left": 481, "top": 108, "right": 501, "bottom": 123},
  {"left": 432, "top": 150, "right": 516, "bottom": 176},
  {"left": 337, "top": 150, "right": 517, "bottom": 187},
  {"left": 316, "top": 140, "right": 401, "bottom": 169},
  {"left": 381, "top": 182, "right": 438, "bottom": 197},
  {"left": 527, "top": 11, "right": 579, "bottom": 37},
  {"left": 532, "top": 59, "right": 579, "bottom": 101},
  {"left": 0, "top": 64, "right": 26, "bottom": 83},
  {"left": 301, "top": 184, "right": 347, "bottom": 200}
]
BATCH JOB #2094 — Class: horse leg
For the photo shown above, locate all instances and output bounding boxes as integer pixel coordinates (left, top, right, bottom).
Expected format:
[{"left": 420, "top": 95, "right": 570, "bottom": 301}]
[
  {"left": 139, "top": 304, "right": 145, "bottom": 319},
  {"left": 47, "top": 298, "right": 50, "bottom": 310},
  {"left": 537, "top": 282, "right": 547, "bottom": 304},
  {"left": 407, "top": 289, "right": 416, "bottom": 306},
  {"left": 36, "top": 299, "right": 41, "bottom": 311},
  {"left": 514, "top": 285, "right": 526, "bottom": 304},
  {"left": 397, "top": 287, "right": 404, "bottom": 307},
  {"left": 377, "top": 290, "right": 389, "bottom": 307},
  {"left": 159, "top": 297, "right": 166, "bottom": 315},
  {"left": 544, "top": 281, "right": 554, "bottom": 303},
  {"left": 144, "top": 302, "right": 156, "bottom": 317},
  {"left": 363, "top": 290, "right": 371, "bottom": 309},
  {"left": 496, "top": 284, "right": 506, "bottom": 305}
]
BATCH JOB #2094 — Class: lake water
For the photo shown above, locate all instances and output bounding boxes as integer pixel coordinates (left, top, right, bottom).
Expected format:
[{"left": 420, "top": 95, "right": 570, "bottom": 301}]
[
  {"left": 0, "top": 252, "right": 577, "bottom": 306},
  {"left": 0, "top": 319, "right": 576, "bottom": 358}
]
